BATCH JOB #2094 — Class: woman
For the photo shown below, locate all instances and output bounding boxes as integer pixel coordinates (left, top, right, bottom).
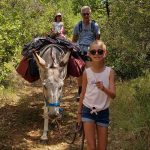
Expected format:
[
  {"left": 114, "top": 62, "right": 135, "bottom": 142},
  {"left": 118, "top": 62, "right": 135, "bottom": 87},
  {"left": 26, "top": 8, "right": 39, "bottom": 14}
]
[{"left": 51, "top": 12, "right": 65, "bottom": 39}]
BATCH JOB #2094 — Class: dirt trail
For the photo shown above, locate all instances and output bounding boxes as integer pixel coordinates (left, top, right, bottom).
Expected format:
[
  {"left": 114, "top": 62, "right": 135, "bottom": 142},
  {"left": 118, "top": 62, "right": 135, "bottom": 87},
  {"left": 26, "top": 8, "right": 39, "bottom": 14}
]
[
  {"left": 0, "top": 72, "right": 122, "bottom": 150},
  {"left": 0, "top": 73, "right": 86, "bottom": 150}
]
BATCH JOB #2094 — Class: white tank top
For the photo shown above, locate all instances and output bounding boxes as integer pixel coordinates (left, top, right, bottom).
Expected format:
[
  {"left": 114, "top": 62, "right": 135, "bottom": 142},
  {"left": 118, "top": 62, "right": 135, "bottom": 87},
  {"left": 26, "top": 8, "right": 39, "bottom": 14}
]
[
  {"left": 83, "top": 66, "right": 111, "bottom": 111},
  {"left": 53, "top": 22, "right": 64, "bottom": 33}
]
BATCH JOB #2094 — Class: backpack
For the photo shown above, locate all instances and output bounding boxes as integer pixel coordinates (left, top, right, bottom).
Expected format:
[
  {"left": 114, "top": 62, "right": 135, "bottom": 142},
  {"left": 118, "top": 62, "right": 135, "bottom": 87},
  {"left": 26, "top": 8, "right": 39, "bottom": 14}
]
[
  {"left": 78, "top": 20, "right": 97, "bottom": 36},
  {"left": 16, "top": 57, "right": 40, "bottom": 83}
]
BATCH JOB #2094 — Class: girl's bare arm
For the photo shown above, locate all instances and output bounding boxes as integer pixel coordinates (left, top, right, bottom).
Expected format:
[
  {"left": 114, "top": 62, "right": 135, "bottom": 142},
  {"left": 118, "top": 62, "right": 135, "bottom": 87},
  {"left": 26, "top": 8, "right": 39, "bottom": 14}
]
[
  {"left": 103, "top": 69, "right": 116, "bottom": 99},
  {"left": 77, "top": 71, "right": 87, "bottom": 113}
]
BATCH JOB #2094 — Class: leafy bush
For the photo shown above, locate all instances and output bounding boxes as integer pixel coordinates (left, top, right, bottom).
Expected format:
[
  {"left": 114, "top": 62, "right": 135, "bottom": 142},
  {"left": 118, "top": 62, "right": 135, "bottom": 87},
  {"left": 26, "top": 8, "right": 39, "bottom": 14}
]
[
  {"left": 133, "top": 73, "right": 150, "bottom": 127},
  {"left": 106, "top": 46, "right": 146, "bottom": 79},
  {"left": 110, "top": 72, "right": 150, "bottom": 149},
  {"left": 0, "top": 0, "right": 54, "bottom": 84},
  {"left": 103, "top": 0, "right": 150, "bottom": 79},
  {"left": 0, "top": 0, "right": 150, "bottom": 84}
]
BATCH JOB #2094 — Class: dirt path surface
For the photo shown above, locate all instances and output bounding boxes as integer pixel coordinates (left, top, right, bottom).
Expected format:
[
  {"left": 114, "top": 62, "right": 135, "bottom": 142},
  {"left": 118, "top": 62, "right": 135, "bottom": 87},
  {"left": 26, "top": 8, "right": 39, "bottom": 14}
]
[
  {"left": 0, "top": 72, "right": 87, "bottom": 150},
  {"left": 0, "top": 72, "right": 122, "bottom": 150}
]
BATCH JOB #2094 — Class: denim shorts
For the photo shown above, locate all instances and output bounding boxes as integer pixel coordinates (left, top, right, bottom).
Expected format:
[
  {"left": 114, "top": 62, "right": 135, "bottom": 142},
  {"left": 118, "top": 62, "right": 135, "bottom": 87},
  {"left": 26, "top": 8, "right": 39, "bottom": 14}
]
[{"left": 81, "top": 105, "right": 109, "bottom": 127}]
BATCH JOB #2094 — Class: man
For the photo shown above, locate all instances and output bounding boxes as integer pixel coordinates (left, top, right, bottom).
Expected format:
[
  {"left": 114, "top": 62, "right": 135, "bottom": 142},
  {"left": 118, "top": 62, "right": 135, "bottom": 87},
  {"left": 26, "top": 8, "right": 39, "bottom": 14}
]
[{"left": 72, "top": 6, "right": 100, "bottom": 101}]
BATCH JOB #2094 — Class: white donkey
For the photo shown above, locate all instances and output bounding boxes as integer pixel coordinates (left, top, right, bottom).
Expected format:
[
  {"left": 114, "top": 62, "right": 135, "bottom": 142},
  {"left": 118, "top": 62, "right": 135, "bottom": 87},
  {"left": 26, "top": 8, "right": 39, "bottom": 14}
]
[{"left": 33, "top": 44, "right": 71, "bottom": 140}]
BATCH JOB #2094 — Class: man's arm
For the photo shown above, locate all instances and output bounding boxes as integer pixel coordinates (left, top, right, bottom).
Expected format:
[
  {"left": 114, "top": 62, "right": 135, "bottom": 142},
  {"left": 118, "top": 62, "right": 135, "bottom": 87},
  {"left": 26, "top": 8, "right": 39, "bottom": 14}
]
[
  {"left": 72, "top": 34, "right": 78, "bottom": 43},
  {"left": 72, "top": 23, "right": 79, "bottom": 43},
  {"left": 95, "top": 22, "right": 100, "bottom": 40}
]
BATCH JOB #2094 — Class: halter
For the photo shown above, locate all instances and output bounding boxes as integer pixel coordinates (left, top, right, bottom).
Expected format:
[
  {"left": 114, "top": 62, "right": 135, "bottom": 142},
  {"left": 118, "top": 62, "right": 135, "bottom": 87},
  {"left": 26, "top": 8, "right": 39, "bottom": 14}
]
[{"left": 46, "top": 101, "right": 60, "bottom": 107}]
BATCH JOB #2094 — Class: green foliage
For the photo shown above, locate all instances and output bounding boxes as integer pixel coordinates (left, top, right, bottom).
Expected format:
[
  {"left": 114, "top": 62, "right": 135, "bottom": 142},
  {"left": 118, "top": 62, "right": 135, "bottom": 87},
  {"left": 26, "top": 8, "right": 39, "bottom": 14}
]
[
  {"left": 0, "top": 0, "right": 55, "bottom": 84},
  {"left": 103, "top": 0, "right": 150, "bottom": 79},
  {"left": 133, "top": 73, "right": 150, "bottom": 127},
  {"left": 72, "top": 0, "right": 106, "bottom": 15},
  {"left": 110, "top": 72, "right": 150, "bottom": 149},
  {"left": 0, "top": 0, "right": 150, "bottom": 84},
  {"left": 1, "top": 1, "right": 149, "bottom": 148}
]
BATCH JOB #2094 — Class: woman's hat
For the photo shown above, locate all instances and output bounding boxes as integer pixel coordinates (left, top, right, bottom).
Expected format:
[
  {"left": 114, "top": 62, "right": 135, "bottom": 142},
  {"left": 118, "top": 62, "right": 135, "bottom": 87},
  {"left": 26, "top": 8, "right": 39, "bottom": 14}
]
[{"left": 56, "top": 12, "right": 62, "bottom": 16}]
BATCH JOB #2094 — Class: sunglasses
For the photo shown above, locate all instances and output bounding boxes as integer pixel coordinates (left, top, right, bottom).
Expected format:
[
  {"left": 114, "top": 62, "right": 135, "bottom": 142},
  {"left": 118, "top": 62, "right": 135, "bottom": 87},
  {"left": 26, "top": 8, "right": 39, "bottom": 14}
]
[
  {"left": 89, "top": 49, "right": 104, "bottom": 55},
  {"left": 82, "top": 13, "right": 90, "bottom": 16}
]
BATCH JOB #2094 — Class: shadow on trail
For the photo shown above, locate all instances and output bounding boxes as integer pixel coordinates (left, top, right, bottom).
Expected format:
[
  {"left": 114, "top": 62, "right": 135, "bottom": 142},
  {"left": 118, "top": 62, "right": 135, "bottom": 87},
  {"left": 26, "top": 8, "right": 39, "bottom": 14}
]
[
  {"left": 0, "top": 77, "right": 82, "bottom": 150},
  {"left": 0, "top": 89, "right": 44, "bottom": 149}
]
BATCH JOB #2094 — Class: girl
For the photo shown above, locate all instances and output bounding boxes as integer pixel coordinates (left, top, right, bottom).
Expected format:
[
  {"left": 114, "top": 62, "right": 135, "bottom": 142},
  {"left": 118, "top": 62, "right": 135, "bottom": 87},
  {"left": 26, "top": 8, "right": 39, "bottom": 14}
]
[
  {"left": 77, "top": 40, "right": 116, "bottom": 150},
  {"left": 51, "top": 12, "right": 65, "bottom": 39}
]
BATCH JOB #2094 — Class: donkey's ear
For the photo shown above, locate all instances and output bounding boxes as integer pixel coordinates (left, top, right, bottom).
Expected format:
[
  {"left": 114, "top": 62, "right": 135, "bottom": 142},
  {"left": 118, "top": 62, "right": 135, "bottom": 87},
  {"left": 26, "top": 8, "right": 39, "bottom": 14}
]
[
  {"left": 33, "top": 50, "right": 46, "bottom": 69},
  {"left": 59, "top": 51, "right": 71, "bottom": 67}
]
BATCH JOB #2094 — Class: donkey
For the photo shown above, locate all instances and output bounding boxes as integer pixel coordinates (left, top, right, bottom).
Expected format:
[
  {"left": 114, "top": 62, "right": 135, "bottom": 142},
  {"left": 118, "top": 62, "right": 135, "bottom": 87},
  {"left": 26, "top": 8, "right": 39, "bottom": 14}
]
[{"left": 33, "top": 44, "right": 71, "bottom": 140}]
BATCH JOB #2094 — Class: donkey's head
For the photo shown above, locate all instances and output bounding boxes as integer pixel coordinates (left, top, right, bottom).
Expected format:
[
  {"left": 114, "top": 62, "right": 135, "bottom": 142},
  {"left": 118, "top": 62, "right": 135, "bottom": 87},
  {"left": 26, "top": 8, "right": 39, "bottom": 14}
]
[{"left": 33, "top": 47, "right": 70, "bottom": 116}]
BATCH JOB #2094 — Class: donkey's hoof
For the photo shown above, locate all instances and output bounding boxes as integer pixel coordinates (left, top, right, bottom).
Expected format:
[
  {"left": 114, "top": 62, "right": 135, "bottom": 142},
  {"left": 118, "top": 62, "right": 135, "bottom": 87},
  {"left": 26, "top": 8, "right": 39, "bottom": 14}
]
[{"left": 40, "top": 135, "right": 48, "bottom": 141}]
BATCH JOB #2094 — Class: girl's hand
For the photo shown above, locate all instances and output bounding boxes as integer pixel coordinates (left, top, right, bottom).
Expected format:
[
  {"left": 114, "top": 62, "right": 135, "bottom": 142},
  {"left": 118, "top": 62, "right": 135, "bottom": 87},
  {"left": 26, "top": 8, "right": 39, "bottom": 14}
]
[
  {"left": 96, "top": 81, "right": 105, "bottom": 91},
  {"left": 77, "top": 113, "right": 82, "bottom": 125}
]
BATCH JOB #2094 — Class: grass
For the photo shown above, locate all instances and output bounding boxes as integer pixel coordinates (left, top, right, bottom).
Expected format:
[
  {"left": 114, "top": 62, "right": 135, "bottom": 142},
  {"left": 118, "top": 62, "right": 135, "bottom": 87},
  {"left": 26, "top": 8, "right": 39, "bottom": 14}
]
[{"left": 109, "top": 72, "right": 150, "bottom": 149}]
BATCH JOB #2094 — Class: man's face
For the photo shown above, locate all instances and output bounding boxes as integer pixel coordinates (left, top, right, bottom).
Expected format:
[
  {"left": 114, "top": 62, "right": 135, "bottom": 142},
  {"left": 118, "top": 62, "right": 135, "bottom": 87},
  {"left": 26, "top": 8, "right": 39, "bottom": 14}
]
[{"left": 81, "top": 9, "right": 91, "bottom": 22}]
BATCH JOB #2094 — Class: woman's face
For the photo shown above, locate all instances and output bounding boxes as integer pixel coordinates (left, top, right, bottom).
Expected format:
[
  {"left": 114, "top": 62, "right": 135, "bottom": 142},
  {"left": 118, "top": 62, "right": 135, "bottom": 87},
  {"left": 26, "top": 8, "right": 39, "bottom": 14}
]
[
  {"left": 56, "top": 15, "right": 61, "bottom": 22},
  {"left": 88, "top": 44, "right": 106, "bottom": 62}
]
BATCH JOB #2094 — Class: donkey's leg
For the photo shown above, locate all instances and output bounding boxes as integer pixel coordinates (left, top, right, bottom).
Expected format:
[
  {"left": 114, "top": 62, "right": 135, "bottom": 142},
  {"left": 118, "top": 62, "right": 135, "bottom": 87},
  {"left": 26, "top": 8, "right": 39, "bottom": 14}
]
[{"left": 41, "top": 105, "right": 49, "bottom": 140}]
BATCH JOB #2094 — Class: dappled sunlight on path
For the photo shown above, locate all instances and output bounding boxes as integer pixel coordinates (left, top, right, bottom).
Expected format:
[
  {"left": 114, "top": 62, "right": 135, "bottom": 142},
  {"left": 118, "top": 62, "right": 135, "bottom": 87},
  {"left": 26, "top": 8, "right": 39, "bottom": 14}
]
[{"left": 0, "top": 72, "right": 129, "bottom": 150}]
